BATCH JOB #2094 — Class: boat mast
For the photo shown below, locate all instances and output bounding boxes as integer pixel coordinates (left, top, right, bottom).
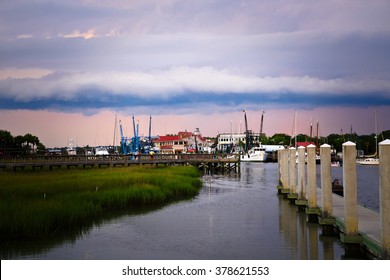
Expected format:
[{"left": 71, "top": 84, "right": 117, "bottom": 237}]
[
  {"left": 290, "top": 110, "right": 297, "bottom": 148},
  {"left": 260, "top": 110, "right": 265, "bottom": 143},
  {"left": 230, "top": 120, "right": 233, "bottom": 151},
  {"left": 375, "top": 109, "right": 378, "bottom": 157},
  {"left": 243, "top": 110, "right": 249, "bottom": 152},
  {"left": 149, "top": 115, "right": 152, "bottom": 149},
  {"left": 113, "top": 114, "right": 118, "bottom": 153},
  {"left": 309, "top": 117, "right": 313, "bottom": 143},
  {"left": 294, "top": 111, "right": 297, "bottom": 148},
  {"left": 316, "top": 116, "right": 319, "bottom": 147}
]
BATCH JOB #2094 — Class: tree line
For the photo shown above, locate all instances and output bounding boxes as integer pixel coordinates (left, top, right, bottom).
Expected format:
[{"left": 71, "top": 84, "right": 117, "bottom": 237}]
[
  {"left": 2, "top": 128, "right": 389, "bottom": 157},
  {"left": 0, "top": 130, "right": 46, "bottom": 157},
  {"left": 262, "top": 130, "right": 390, "bottom": 155}
]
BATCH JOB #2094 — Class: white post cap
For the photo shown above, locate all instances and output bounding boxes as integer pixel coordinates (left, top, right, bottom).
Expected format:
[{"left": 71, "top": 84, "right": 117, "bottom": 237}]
[
  {"left": 342, "top": 141, "right": 356, "bottom": 146},
  {"left": 379, "top": 139, "right": 390, "bottom": 146}
]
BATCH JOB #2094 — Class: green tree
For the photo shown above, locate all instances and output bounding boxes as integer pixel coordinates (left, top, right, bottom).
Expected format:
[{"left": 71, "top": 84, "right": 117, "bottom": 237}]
[
  {"left": 36, "top": 142, "right": 46, "bottom": 155},
  {"left": 380, "top": 130, "right": 390, "bottom": 141},
  {"left": 0, "top": 130, "right": 13, "bottom": 156},
  {"left": 269, "top": 133, "right": 290, "bottom": 146},
  {"left": 296, "top": 134, "right": 309, "bottom": 142},
  {"left": 0, "top": 130, "right": 13, "bottom": 143},
  {"left": 23, "top": 133, "right": 35, "bottom": 154},
  {"left": 22, "top": 133, "right": 41, "bottom": 154},
  {"left": 326, "top": 134, "right": 344, "bottom": 153},
  {"left": 14, "top": 135, "right": 26, "bottom": 155},
  {"left": 356, "top": 134, "right": 377, "bottom": 156}
]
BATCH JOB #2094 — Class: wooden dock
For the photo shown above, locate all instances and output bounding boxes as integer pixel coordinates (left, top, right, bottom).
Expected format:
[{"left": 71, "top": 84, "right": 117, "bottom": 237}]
[
  {"left": 277, "top": 140, "right": 390, "bottom": 259},
  {"left": 0, "top": 153, "right": 240, "bottom": 174},
  {"left": 280, "top": 186, "right": 382, "bottom": 258},
  {"left": 318, "top": 190, "right": 382, "bottom": 258}
]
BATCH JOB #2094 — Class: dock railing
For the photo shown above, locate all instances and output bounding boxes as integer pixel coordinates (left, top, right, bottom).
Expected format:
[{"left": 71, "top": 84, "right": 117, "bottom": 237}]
[{"left": 0, "top": 153, "right": 240, "bottom": 171}]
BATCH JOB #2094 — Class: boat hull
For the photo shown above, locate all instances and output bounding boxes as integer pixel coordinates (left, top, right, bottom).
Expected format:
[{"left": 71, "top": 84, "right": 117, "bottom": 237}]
[
  {"left": 357, "top": 158, "right": 379, "bottom": 166},
  {"left": 240, "top": 153, "right": 268, "bottom": 162}
]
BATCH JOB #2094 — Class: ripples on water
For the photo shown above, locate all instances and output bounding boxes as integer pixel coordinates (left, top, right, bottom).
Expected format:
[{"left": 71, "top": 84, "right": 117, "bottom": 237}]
[{"left": 3, "top": 163, "right": 379, "bottom": 260}]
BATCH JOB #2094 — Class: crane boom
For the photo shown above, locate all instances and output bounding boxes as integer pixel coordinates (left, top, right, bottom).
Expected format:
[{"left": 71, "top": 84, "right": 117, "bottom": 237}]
[{"left": 119, "top": 120, "right": 127, "bottom": 154}]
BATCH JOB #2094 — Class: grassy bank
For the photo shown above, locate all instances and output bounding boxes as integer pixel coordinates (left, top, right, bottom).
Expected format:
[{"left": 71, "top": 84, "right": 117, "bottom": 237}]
[{"left": 0, "top": 165, "right": 202, "bottom": 241}]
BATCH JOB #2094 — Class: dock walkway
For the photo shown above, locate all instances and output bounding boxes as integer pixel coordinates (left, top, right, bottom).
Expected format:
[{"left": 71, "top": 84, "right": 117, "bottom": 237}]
[
  {"left": 317, "top": 190, "right": 381, "bottom": 257},
  {"left": 0, "top": 153, "right": 240, "bottom": 173},
  {"left": 277, "top": 140, "right": 390, "bottom": 259}
]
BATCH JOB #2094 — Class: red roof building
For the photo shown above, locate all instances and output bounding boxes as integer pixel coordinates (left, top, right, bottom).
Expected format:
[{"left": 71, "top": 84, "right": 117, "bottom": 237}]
[
  {"left": 154, "top": 130, "right": 206, "bottom": 154},
  {"left": 296, "top": 142, "right": 316, "bottom": 148}
]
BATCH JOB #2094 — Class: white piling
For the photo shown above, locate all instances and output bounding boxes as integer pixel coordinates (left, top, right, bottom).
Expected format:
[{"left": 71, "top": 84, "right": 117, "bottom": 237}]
[
  {"left": 277, "top": 149, "right": 282, "bottom": 186},
  {"left": 306, "top": 144, "right": 319, "bottom": 220},
  {"left": 281, "top": 148, "right": 289, "bottom": 193},
  {"left": 342, "top": 141, "right": 359, "bottom": 238},
  {"left": 296, "top": 146, "right": 306, "bottom": 202},
  {"left": 320, "top": 144, "right": 333, "bottom": 218},
  {"left": 307, "top": 144, "right": 317, "bottom": 210},
  {"left": 289, "top": 147, "right": 297, "bottom": 195},
  {"left": 379, "top": 139, "right": 390, "bottom": 259}
]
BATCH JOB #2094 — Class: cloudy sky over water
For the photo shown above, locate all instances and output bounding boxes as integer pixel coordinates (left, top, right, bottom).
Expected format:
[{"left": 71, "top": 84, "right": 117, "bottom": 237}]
[{"left": 1, "top": 0, "right": 390, "bottom": 147}]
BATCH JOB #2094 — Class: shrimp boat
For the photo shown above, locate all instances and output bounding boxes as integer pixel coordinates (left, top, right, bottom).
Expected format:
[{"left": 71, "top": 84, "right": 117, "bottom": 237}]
[
  {"left": 240, "top": 110, "right": 268, "bottom": 162},
  {"left": 241, "top": 146, "right": 268, "bottom": 162}
]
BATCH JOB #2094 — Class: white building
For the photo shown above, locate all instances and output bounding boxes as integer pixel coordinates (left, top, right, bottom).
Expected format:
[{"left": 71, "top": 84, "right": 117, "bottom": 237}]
[
  {"left": 217, "top": 132, "right": 263, "bottom": 152},
  {"left": 217, "top": 133, "right": 285, "bottom": 153}
]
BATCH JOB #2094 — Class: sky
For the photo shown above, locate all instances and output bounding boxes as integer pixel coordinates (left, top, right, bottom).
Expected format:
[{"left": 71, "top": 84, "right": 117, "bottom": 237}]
[{"left": 1, "top": 0, "right": 390, "bottom": 147}]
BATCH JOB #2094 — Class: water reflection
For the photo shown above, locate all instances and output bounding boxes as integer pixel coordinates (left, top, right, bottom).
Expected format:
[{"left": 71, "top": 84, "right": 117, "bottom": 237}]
[
  {"left": 3, "top": 162, "right": 368, "bottom": 260},
  {"left": 277, "top": 195, "right": 343, "bottom": 260},
  {"left": 0, "top": 203, "right": 180, "bottom": 259}
]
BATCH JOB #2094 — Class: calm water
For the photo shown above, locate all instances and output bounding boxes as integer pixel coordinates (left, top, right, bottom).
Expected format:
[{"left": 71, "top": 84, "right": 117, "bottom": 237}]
[
  {"left": 328, "top": 165, "right": 379, "bottom": 212},
  {"left": 2, "top": 163, "right": 379, "bottom": 260}
]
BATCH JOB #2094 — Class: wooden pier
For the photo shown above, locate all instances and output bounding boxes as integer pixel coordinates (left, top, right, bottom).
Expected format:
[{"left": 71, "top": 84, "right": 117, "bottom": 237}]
[
  {"left": 0, "top": 153, "right": 240, "bottom": 174},
  {"left": 277, "top": 139, "right": 390, "bottom": 259}
]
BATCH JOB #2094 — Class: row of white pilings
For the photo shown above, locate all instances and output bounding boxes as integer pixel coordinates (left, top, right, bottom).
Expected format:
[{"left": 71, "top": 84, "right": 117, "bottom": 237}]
[{"left": 277, "top": 139, "right": 390, "bottom": 259}]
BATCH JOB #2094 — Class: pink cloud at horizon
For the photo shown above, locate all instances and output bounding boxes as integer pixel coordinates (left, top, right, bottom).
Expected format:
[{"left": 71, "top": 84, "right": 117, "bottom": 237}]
[{"left": 1, "top": 107, "right": 388, "bottom": 148}]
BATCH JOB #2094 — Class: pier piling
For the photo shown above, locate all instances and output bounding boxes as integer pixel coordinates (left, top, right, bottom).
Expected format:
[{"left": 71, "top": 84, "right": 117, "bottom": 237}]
[
  {"left": 306, "top": 144, "right": 320, "bottom": 222},
  {"left": 275, "top": 139, "right": 390, "bottom": 259},
  {"left": 341, "top": 141, "right": 362, "bottom": 249},
  {"left": 287, "top": 147, "right": 298, "bottom": 201},
  {"left": 277, "top": 149, "right": 283, "bottom": 193},
  {"left": 295, "top": 146, "right": 307, "bottom": 209},
  {"left": 379, "top": 139, "right": 390, "bottom": 259},
  {"left": 280, "top": 148, "right": 290, "bottom": 195},
  {"left": 319, "top": 144, "right": 336, "bottom": 235}
]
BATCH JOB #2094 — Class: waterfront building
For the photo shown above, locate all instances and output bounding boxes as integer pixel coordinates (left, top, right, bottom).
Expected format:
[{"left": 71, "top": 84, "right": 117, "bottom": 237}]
[
  {"left": 154, "top": 130, "right": 207, "bottom": 154},
  {"left": 217, "top": 132, "right": 262, "bottom": 153}
]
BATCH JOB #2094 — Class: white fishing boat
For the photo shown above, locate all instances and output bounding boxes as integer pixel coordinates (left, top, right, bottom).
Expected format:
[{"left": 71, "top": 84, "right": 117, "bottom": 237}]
[
  {"left": 240, "top": 110, "right": 268, "bottom": 162},
  {"left": 95, "top": 146, "right": 109, "bottom": 155},
  {"left": 357, "top": 158, "right": 379, "bottom": 166},
  {"left": 241, "top": 146, "right": 268, "bottom": 162},
  {"left": 67, "top": 138, "right": 77, "bottom": 155}
]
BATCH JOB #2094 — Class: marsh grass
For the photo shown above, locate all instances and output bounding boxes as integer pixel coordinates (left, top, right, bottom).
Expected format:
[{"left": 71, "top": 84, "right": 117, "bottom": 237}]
[{"left": 0, "top": 165, "right": 202, "bottom": 241}]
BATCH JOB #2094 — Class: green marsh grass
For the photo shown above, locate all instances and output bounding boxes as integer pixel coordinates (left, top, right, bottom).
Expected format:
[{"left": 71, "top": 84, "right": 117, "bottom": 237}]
[{"left": 0, "top": 165, "right": 202, "bottom": 241}]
